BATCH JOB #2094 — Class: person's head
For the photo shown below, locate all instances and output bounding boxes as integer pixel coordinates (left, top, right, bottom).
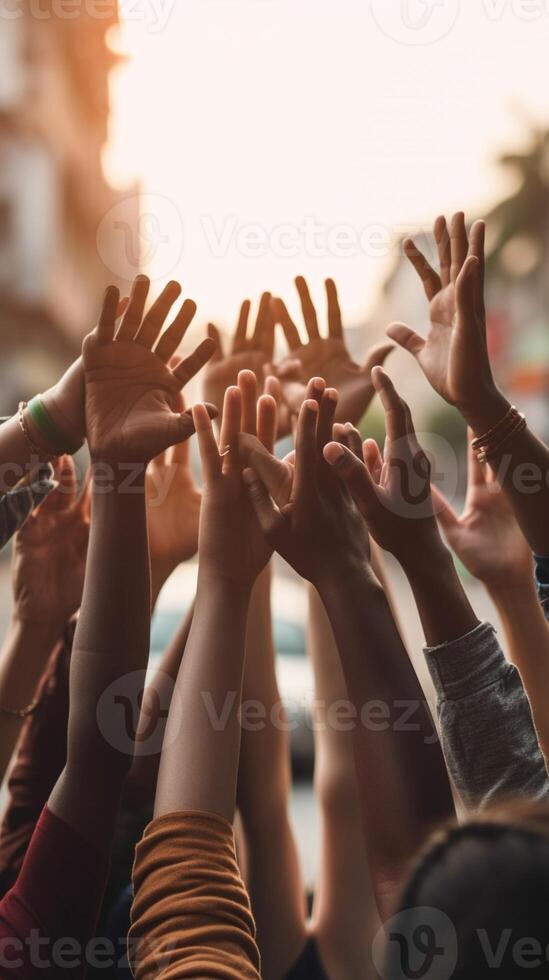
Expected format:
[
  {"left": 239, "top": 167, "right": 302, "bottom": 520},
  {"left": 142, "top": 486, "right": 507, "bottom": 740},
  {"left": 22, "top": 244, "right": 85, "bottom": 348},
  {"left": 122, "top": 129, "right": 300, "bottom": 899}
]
[{"left": 384, "top": 801, "right": 549, "bottom": 979}]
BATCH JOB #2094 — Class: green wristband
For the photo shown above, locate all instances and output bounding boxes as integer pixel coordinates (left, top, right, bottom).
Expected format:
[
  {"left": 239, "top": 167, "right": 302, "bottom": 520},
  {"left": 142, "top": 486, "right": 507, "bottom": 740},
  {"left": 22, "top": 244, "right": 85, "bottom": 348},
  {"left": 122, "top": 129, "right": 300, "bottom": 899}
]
[{"left": 27, "top": 396, "right": 82, "bottom": 456}]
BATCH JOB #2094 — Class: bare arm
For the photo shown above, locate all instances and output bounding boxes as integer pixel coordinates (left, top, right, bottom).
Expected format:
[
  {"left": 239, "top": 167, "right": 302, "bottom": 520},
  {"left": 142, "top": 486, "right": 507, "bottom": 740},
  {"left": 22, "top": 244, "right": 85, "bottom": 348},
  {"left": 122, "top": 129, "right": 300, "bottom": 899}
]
[
  {"left": 241, "top": 382, "right": 455, "bottom": 918},
  {"left": 48, "top": 277, "right": 215, "bottom": 851},
  {"left": 154, "top": 375, "right": 275, "bottom": 821},
  {"left": 0, "top": 457, "right": 89, "bottom": 784}
]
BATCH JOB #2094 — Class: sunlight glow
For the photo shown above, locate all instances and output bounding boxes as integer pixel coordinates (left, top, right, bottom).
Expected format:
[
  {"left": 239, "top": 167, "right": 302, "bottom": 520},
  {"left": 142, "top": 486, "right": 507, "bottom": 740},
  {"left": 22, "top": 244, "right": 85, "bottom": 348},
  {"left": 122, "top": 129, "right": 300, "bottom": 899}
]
[{"left": 103, "top": 1, "right": 549, "bottom": 330}]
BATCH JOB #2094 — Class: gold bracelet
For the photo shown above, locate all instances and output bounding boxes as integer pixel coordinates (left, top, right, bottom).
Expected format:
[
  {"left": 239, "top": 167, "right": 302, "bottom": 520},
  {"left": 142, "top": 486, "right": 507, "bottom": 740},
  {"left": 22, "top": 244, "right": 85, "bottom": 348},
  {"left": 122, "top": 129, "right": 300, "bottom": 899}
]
[
  {"left": 17, "top": 403, "right": 55, "bottom": 461},
  {"left": 0, "top": 697, "right": 39, "bottom": 719},
  {"left": 476, "top": 413, "right": 527, "bottom": 463},
  {"left": 472, "top": 405, "right": 525, "bottom": 462}
]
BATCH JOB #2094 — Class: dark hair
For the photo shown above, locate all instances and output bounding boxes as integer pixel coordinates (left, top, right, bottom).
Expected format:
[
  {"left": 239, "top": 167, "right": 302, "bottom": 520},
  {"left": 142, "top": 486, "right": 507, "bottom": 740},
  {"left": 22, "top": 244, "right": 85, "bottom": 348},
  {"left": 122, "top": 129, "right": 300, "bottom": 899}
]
[{"left": 384, "top": 801, "right": 549, "bottom": 979}]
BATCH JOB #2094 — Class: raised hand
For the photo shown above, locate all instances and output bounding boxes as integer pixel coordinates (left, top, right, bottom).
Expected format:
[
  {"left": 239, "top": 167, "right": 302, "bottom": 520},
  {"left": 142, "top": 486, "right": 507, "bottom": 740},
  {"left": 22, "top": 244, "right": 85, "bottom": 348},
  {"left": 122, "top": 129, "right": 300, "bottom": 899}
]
[
  {"left": 194, "top": 370, "right": 277, "bottom": 589},
  {"left": 387, "top": 213, "right": 507, "bottom": 431},
  {"left": 431, "top": 431, "right": 533, "bottom": 592},
  {"left": 41, "top": 298, "right": 129, "bottom": 450},
  {"left": 239, "top": 379, "right": 371, "bottom": 586},
  {"left": 203, "top": 294, "right": 274, "bottom": 416},
  {"left": 271, "top": 276, "right": 393, "bottom": 427},
  {"left": 323, "top": 368, "right": 441, "bottom": 567},
  {"left": 12, "top": 456, "right": 90, "bottom": 627},
  {"left": 83, "top": 277, "right": 216, "bottom": 464}
]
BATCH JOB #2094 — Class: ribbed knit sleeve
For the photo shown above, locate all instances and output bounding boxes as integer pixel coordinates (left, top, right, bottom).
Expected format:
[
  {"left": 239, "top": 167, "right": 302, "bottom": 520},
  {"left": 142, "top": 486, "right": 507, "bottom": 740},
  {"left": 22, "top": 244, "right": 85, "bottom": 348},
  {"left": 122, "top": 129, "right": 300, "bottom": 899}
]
[{"left": 130, "top": 810, "right": 261, "bottom": 979}]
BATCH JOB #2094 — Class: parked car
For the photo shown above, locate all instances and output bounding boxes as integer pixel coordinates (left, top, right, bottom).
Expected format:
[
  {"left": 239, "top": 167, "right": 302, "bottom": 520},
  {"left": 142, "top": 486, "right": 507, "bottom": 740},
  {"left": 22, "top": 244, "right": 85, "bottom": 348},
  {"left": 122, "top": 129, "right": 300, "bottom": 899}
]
[{"left": 150, "top": 564, "right": 315, "bottom": 772}]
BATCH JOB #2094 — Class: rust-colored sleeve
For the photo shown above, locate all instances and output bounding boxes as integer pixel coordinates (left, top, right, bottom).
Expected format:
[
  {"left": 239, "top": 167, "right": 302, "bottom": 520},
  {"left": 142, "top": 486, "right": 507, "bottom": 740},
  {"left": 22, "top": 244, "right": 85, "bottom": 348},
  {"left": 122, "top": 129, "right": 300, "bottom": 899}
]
[{"left": 130, "top": 810, "right": 261, "bottom": 979}]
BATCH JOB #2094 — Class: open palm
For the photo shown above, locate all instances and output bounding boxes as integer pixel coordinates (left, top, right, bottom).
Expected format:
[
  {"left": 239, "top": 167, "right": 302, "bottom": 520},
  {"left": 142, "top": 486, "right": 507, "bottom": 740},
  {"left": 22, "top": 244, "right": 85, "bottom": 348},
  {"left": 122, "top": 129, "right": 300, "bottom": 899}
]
[
  {"left": 431, "top": 433, "right": 533, "bottom": 591},
  {"left": 83, "top": 277, "right": 215, "bottom": 464},
  {"left": 388, "top": 212, "right": 494, "bottom": 414},
  {"left": 272, "top": 277, "right": 393, "bottom": 428},
  {"left": 203, "top": 294, "right": 274, "bottom": 416}
]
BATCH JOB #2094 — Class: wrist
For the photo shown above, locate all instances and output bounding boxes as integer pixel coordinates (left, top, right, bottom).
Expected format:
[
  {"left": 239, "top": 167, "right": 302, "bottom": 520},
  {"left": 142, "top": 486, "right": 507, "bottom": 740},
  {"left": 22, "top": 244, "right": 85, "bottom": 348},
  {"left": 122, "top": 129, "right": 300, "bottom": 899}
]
[
  {"left": 398, "top": 534, "right": 454, "bottom": 583},
  {"left": 91, "top": 460, "right": 146, "bottom": 494},
  {"left": 9, "top": 612, "right": 65, "bottom": 642},
  {"left": 487, "top": 576, "right": 539, "bottom": 612},
  {"left": 316, "top": 555, "right": 378, "bottom": 603},
  {"left": 197, "top": 567, "right": 254, "bottom": 602},
  {"left": 459, "top": 385, "right": 511, "bottom": 438}
]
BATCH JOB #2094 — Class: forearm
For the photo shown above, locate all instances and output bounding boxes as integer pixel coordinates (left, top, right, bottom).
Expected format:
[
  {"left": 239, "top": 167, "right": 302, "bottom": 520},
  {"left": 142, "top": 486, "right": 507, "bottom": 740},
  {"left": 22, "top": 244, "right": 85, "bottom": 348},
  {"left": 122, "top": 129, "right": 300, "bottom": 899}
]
[
  {"left": 490, "top": 580, "right": 549, "bottom": 758},
  {"left": 464, "top": 389, "right": 549, "bottom": 555},
  {"left": 317, "top": 564, "right": 454, "bottom": 910},
  {"left": 48, "top": 466, "right": 151, "bottom": 845},
  {"left": 154, "top": 573, "right": 251, "bottom": 823},
  {"left": 238, "top": 563, "right": 289, "bottom": 827},
  {"left": 126, "top": 600, "right": 195, "bottom": 806},
  {"left": 401, "top": 539, "right": 480, "bottom": 647},
  {"left": 0, "top": 617, "right": 63, "bottom": 783}
]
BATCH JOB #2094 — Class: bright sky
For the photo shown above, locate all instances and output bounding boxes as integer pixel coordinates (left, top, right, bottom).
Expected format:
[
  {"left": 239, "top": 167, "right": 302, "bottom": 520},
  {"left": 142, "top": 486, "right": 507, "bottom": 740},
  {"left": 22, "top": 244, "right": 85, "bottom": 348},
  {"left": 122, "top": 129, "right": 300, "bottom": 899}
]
[{"left": 103, "top": 0, "right": 549, "bottom": 331}]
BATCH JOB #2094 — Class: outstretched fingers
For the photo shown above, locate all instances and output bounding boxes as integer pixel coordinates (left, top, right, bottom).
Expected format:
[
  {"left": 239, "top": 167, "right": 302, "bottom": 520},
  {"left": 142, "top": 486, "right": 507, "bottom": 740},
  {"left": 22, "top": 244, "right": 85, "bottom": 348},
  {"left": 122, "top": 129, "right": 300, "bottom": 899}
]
[
  {"left": 155, "top": 299, "right": 197, "bottom": 363},
  {"left": 325, "top": 278, "right": 343, "bottom": 339},
  {"left": 232, "top": 300, "right": 251, "bottom": 354},
  {"left": 116, "top": 275, "right": 150, "bottom": 341},
  {"left": 295, "top": 276, "right": 320, "bottom": 341},
  {"left": 434, "top": 215, "right": 452, "bottom": 288},
  {"left": 403, "top": 238, "right": 441, "bottom": 301},
  {"left": 135, "top": 280, "right": 182, "bottom": 350},
  {"left": 271, "top": 297, "right": 301, "bottom": 351},
  {"left": 172, "top": 338, "right": 217, "bottom": 388},
  {"left": 97, "top": 285, "right": 121, "bottom": 344}
]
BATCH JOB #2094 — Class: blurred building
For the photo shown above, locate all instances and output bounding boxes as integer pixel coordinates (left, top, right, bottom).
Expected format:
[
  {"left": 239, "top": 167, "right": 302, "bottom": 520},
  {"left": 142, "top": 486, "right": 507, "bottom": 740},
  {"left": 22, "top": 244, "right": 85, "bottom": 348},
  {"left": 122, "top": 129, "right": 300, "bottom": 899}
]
[
  {"left": 0, "top": 1, "right": 139, "bottom": 412},
  {"left": 369, "top": 128, "right": 549, "bottom": 443}
]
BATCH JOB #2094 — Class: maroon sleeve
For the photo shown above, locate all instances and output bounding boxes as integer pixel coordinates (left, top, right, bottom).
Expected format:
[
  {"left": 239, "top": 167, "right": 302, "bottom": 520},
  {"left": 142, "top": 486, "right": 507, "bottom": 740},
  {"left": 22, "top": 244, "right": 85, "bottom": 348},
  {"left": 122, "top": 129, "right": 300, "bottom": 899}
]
[
  {"left": 0, "top": 807, "right": 109, "bottom": 978},
  {"left": 0, "top": 622, "right": 74, "bottom": 896}
]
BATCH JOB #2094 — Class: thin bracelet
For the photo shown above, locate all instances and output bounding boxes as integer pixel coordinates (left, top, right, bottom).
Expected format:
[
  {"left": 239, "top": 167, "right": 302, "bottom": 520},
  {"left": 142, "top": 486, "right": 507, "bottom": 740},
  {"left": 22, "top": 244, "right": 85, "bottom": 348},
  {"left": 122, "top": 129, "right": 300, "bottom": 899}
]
[
  {"left": 477, "top": 414, "right": 527, "bottom": 464},
  {"left": 472, "top": 404, "right": 518, "bottom": 452},
  {"left": 0, "top": 697, "right": 39, "bottom": 719},
  {"left": 27, "top": 396, "right": 82, "bottom": 456},
  {"left": 18, "top": 403, "right": 55, "bottom": 461}
]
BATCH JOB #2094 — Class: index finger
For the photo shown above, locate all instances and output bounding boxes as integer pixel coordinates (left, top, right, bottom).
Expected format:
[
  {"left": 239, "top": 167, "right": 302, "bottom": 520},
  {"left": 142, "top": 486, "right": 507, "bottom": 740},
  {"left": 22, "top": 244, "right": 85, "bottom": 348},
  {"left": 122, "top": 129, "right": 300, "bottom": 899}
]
[
  {"left": 371, "top": 367, "right": 409, "bottom": 443},
  {"left": 325, "top": 279, "right": 343, "bottom": 339},
  {"left": 295, "top": 276, "right": 320, "bottom": 341},
  {"left": 294, "top": 399, "right": 319, "bottom": 499},
  {"left": 271, "top": 297, "right": 301, "bottom": 351}
]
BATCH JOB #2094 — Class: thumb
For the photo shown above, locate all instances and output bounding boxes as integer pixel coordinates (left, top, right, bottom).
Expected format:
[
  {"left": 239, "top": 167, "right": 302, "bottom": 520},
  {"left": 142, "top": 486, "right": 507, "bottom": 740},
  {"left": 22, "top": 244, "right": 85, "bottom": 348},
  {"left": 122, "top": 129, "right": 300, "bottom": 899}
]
[
  {"left": 174, "top": 403, "right": 219, "bottom": 443},
  {"left": 430, "top": 483, "right": 460, "bottom": 538},
  {"left": 386, "top": 322, "right": 425, "bottom": 358},
  {"left": 242, "top": 467, "right": 283, "bottom": 543},
  {"left": 363, "top": 342, "right": 395, "bottom": 374},
  {"left": 323, "top": 442, "right": 378, "bottom": 516}
]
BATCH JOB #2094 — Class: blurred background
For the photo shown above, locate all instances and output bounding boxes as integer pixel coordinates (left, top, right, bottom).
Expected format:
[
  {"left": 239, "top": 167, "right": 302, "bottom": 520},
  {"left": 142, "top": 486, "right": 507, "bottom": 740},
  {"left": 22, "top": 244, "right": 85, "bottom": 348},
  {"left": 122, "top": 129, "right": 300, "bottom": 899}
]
[{"left": 1, "top": 0, "right": 548, "bottom": 887}]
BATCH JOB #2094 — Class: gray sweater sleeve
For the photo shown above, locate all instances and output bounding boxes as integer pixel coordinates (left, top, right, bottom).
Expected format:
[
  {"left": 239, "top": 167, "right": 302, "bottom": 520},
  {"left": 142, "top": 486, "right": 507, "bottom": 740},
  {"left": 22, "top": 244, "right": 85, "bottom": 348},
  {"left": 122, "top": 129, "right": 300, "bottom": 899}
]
[{"left": 424, "top": 621, "right": 549, "bottom": 811}]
